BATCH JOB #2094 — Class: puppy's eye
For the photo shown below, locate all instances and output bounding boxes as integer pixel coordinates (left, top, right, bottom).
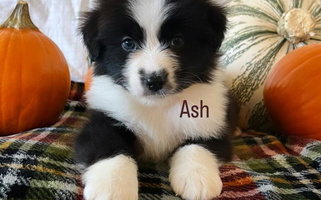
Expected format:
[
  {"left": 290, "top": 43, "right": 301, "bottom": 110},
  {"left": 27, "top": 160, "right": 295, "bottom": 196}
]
[
  {"left": 170, "top": 35, "right": 185, "bottom": 48},
  {"left": 122, "top": 37, "right": 137, "bottom": 52}
]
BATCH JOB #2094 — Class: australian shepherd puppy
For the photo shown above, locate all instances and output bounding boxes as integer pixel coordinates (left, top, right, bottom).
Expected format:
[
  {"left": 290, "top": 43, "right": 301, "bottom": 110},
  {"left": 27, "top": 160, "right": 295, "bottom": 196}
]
[{"left": 75, "top": 0, "right": 237, "bottom": 199}]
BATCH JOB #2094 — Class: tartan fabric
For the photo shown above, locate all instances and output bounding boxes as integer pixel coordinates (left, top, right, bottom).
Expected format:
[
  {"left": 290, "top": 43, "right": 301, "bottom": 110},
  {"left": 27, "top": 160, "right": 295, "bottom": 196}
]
[
  {"left": 1, "top": 83, "right": 321, "bottom": 200},
  {"left": 0, "top": 101, "right": 86, "bottom": 200},
  {"left": 220, "top": 132, "right": 321, "bottom": 200}
]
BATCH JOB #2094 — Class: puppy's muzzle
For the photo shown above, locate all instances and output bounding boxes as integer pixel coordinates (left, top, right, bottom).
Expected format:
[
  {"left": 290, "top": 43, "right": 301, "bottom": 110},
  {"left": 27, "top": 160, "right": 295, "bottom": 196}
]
[{"left": 141, "top": 70, "right": 168, "bottom": 93}]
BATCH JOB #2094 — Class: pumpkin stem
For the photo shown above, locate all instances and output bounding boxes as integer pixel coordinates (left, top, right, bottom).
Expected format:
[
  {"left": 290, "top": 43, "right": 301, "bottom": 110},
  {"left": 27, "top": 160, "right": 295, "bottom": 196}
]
[
  {"left": 0, "top": 1, "right": 38, "bottom": 29},
  {"left": 277, "top": 8, "right": 315, "bottom": 44}
]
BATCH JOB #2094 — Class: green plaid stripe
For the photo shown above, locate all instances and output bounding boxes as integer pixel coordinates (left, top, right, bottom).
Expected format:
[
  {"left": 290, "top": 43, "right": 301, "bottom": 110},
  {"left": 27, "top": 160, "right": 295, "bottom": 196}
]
[{"left": 1, "top": 86, "right": 321, "bottom": 199}]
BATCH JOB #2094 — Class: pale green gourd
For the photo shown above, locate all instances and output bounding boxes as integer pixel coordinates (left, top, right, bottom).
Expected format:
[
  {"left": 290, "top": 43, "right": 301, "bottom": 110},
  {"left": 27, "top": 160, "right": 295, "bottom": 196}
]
[{"left": 221, "top": 0, "right": 321, "bottom": 131}]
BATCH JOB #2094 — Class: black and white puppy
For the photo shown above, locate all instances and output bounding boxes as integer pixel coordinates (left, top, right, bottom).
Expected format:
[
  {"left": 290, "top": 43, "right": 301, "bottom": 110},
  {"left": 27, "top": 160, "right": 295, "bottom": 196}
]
[{"left": 75, "top": 0, "right": 237, "bottom": 199}]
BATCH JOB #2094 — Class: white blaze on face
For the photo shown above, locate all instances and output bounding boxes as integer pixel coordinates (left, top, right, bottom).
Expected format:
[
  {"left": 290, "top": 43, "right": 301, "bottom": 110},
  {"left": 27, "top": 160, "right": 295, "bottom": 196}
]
[
  {"left": 129, "top": 0, "right": 169, "bottom": 49},
  {"left": 124, "top": 0, "right": 178, "bottom": 97}
]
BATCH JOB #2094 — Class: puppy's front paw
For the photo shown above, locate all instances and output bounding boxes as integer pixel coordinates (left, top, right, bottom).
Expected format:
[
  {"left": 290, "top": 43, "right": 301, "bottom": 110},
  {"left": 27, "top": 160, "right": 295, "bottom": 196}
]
[
  {"left": 82, "top": 155, "right": 138, "bottom": 200},
  {"left": 169, "top": 145, "right": 223, "bottom": 200}
]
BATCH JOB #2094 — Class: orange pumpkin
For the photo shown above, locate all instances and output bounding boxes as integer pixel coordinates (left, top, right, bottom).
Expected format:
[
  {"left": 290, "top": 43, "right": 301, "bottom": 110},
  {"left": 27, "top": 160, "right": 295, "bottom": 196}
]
[
  {"left": 264, "top": 43, "right": 321, "bottom": 140},
  {"left": 0, "top": 1, "right": 70, "bottom": 135}
]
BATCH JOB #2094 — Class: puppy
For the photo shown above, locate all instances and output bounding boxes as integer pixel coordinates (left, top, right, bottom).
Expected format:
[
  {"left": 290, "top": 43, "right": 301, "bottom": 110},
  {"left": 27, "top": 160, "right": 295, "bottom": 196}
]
[{"left": 75, "top": 0, "right": 237, "bottom": 199}]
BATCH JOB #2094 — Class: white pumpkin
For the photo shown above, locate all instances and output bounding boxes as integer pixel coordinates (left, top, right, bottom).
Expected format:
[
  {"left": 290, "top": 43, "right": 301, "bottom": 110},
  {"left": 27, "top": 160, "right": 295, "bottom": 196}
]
[{"left": 221, "top": 0, "right": 321, "bottom": 131}]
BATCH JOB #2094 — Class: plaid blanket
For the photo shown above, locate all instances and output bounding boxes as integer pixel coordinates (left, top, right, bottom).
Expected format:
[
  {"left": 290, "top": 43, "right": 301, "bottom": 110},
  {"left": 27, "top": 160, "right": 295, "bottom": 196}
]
[{"left": 1, "top": 83, "right": 321, "bottom": 200}]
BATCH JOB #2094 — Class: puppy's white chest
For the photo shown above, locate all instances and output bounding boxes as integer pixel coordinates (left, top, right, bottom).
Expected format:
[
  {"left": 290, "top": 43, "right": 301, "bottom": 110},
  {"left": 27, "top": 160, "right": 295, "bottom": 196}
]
[
  {"left": 123, "top": 103, "right": 184, "bottom": 161},
  {"left": 123, "top": 98, "right": 224, "bottom": 161},
  {"left": 87, "top": 76, "right": 228, "bottom": 161}
]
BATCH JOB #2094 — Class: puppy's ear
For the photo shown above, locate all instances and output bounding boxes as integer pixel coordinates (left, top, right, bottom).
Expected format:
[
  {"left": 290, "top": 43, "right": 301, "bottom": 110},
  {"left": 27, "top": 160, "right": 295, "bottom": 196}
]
[
  {"left": 80, "top": 11, "right": 102, "bottom": 62},
  {"left": 207, "top": 3, "right": 227, "bottom": 51}
]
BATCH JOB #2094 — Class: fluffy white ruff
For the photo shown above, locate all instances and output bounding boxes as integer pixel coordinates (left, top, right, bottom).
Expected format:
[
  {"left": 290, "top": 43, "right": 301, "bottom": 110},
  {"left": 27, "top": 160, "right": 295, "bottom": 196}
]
[
  {"left": 169, "top": 144, "right": 223, "bottom": 200},
  {"left": 86, "top": 69, "right": 228, "bottom": 161},
  {"left": 83, "top": 155, "right": 138, "bottom": 200}
]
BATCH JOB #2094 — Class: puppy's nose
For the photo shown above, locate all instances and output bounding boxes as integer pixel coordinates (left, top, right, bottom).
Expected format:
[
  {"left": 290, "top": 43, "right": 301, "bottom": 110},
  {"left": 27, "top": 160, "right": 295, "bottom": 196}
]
[{"left": 144, "top": 71, "right": 168, "bottom": 92}]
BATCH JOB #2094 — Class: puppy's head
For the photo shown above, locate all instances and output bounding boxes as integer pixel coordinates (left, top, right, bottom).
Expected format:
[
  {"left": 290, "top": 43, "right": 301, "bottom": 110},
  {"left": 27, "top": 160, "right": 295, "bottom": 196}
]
[{"left": 82, "top": 0, "right": 227, "bottom": 99}]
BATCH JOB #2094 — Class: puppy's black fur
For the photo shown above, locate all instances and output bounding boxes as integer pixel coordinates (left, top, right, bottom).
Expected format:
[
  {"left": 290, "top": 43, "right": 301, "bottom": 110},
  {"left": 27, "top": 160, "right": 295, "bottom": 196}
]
[{"left": 75, "top": 0, "right": 237, "bottom": 199}]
